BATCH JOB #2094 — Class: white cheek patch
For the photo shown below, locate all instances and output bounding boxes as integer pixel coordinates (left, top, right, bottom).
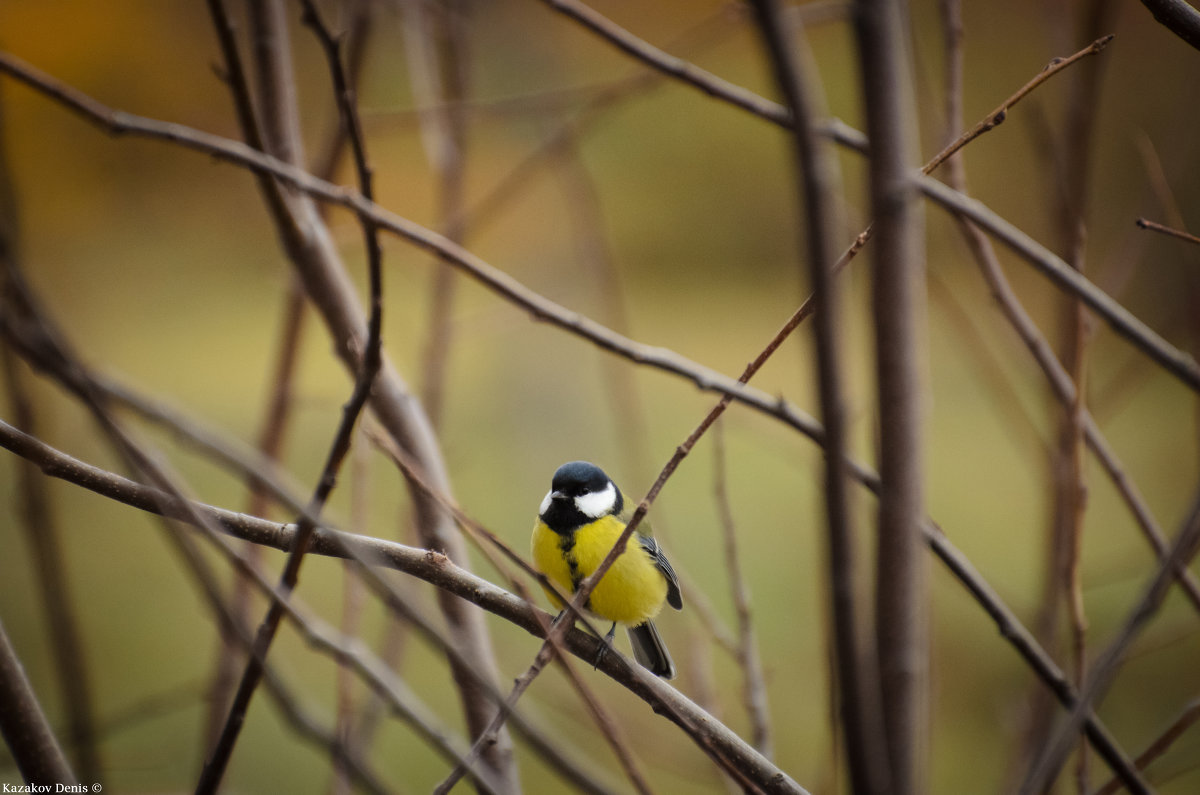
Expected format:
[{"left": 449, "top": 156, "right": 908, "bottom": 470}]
[
  {"left": 576, "top": 482, "right": 617, "bottom": 518},
  {"left": 538, "top": 490, "right": 553, "bottom": 516}
]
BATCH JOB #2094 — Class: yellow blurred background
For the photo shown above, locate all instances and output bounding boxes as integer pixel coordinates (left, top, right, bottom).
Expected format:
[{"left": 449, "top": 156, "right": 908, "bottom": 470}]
[{"left": 1, "top": 0, "right": 1199, "bottom": 792}]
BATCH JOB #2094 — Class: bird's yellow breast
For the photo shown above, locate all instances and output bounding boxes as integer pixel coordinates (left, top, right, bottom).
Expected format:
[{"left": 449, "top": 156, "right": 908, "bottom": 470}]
[{"left": 531, "top": 515, "right": 668, "bottom": 627}]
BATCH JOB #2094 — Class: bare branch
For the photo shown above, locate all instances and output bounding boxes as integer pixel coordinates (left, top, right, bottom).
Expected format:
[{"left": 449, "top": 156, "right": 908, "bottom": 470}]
[
  {"left": 923, "top": 524, "right": 1148, "bottom": 793},
  {"left": 202, "top": 0, "right": 313, "bottom": 754},
  {"left": 750, "top": 1, "right": 889, "bottom": 792},
  {"left": 925, "top": 34, "right": 1114, "bottom": 177},
  {"left": 1022, "top": 492, "right": 1200, "bottom": 792},
  {"left": 404, "top": 0, "right": 470, "bottom": 429},
  {"left": 195, "top": 0, "right": 388, "bottom": 787},
  {"left": 855, "top": 1, "right": 930, "bottom": 791},
  {"left": 1094, "top": 698, "right": 1200, "bottom": 795},
  {"left": 713, "top": 420, "right": 772, "bottom": 760},
  {"left": 1138, "top": 0, "right": 1200, "bottom": 50},
  {"left": 1136, "top": 217, "right": 1200, "bottom": 245},
  {"left": 0, "top": 38, "right": 1172, "bottom": 794},
  {"left": 538, "top": 0, "right": 789, "bottom": 126},
  {"left": 0, "top": 616, "right": 78, "bottom": 786},
  {"left": 1, "top": 347, "right": 101, "bottom": 782},
  {"left": 0, "top": 415, "right": 799, "bottom": 793},
  {"left": 918, "top": 175, "right": 1200, "bottom": 391}
]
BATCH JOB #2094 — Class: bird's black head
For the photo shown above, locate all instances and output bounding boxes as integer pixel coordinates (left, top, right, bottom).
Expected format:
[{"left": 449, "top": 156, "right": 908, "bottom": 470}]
[{"left": 538, "top": 460, "right": 623, "bottom": 532}]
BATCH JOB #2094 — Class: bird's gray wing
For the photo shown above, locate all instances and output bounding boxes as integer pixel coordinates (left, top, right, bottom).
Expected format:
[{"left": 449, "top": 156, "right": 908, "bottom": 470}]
[{"left": 638, "top": 535, "right": 683, "bottom": 610}]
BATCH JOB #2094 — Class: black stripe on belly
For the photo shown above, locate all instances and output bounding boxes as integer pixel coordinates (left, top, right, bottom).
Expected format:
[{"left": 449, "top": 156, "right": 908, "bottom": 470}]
[{"left": 558, "top": 532, "right": 591, "bottom": 610}]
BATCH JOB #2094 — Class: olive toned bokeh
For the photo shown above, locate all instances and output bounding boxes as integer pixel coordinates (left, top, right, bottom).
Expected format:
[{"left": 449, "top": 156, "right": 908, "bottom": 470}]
[{"left": 1, "top": 1, "right": 1199, "bottom": 792}]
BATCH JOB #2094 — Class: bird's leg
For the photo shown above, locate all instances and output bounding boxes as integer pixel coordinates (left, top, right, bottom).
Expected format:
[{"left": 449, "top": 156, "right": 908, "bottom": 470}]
[{"left": 592, "top": 623, "right": 617, "bottom": 669}]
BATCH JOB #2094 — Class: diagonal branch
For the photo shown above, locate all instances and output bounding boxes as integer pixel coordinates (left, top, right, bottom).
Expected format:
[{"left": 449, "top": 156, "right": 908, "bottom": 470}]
[
  {"left": 1021, "top": 490, "right": 1200, "bottom": 792},
  {"left": 1138, "top": 0, "right": 1200, "bottom": 50},
  {"left": 0, "top": 616, "right": 78, "bottom": 786},
  {"left": 918, "top": 175, "right": 1200, "bottom": 391},
  {"left": 1136, "top": 216, "right": 1200, "bottom": 245},
  {"left": 4, "top": 49, "right": 1193, "bottom": 403}
]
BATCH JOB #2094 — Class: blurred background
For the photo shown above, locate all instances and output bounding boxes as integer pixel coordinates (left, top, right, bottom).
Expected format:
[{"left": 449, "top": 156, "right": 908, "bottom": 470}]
[{"left": 1, "top": 0, "right": 1199, "bottom": 792}]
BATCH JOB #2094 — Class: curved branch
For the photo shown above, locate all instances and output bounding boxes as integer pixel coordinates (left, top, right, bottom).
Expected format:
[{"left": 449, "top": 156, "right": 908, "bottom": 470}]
[{"left": 5, "top": 50, "right": 1191, "bottom": 413}]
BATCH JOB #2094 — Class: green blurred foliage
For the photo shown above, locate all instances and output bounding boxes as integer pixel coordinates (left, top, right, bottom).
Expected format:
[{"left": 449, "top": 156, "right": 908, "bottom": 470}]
[{"left": 1, "top": 0, "right": 1199, "bottom": 792}]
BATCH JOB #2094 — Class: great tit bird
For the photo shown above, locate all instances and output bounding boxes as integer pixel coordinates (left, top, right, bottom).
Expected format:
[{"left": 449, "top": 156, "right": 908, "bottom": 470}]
[{"left": 531, "top": 461, "right": 683, "bottom": 678}]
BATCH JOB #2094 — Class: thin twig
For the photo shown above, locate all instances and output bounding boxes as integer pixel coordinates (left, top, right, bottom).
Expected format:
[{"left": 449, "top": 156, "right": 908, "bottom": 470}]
[
  {"left": 1093, "top": 698, "right": 1200, "bottom": 795},
  {"left": 713, "top": 419, "right": 772, "bottom": 760},
  {"left": 918, "top": 175, "right": 1200, "bottom": 392},
  {"left": 332, "top": 431, "right": 371, "bottom": 795},
  {"left": 517, "top": 586, "right": 657, "bottom": 795},
  {"left": 1022, "top": 491, "right": 1200, "bottom": 793},
  {"left": 431, "top": 633, "right": 561, "bottom": 795},
  {"left": 537, "top": 0, "right": 791, "bottom": 127},
  {"left": 926, "top": 272, "right": 1050, "bottom": 457},
  {"left": 407, "top": 0, "right": 470, "bottom": 430},
  {"left": 926, "top": 34, "right": 1114, "bottom": 177},
  {"left": 1135, "top": 135, "right": 1189, "bottom": 232},
  {"left": 1135, "top": 217, "right": 1200, "bottom": 245},
  {"left": 1055, "top": 6, "right": 1114, "bottom": 789}
]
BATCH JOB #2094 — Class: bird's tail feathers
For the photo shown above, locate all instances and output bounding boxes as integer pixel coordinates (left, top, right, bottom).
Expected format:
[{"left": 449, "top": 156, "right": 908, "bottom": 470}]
[{"left": 627, "top": 620, "right": 676, "bottom": 679}]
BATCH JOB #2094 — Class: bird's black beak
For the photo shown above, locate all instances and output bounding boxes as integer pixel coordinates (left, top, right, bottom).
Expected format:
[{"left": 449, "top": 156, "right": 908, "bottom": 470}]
[{"left": 550, "top": 490, "right": 570, "bottom": 503}]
